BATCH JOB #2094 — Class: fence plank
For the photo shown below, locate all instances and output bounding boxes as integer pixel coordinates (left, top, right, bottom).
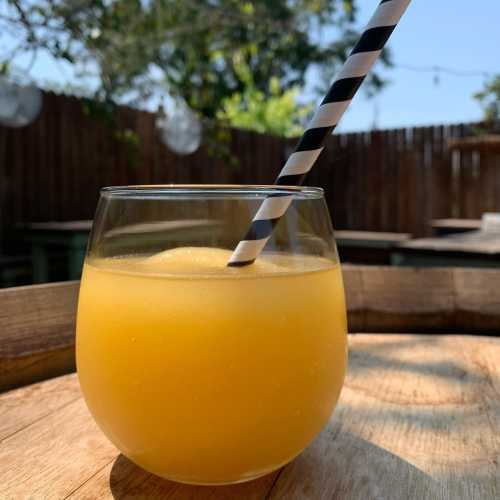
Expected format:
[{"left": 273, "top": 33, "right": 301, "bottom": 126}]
[
  {"left": 479, "top": 150, "right": 498, "bottom": 214},
  {"left": 430, "top": 125, "right": 452, "bottom": 224}
]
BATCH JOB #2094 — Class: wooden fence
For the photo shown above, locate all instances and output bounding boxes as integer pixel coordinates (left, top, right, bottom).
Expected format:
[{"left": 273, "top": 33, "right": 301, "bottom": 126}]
[{"left": 1, "top": 91, "right": 499, "bottom": 243}]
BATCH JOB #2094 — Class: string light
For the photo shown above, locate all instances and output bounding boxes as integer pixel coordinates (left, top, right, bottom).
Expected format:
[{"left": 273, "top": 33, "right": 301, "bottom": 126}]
[
  {"left": 0, "top": 75, "right": 42, "bottom": 128},
  {"left": 156, "top": 98, "right": 202, "bottom": 156},
  {"left": 393, "top": 63, "right": 495, "bottom": 79}
]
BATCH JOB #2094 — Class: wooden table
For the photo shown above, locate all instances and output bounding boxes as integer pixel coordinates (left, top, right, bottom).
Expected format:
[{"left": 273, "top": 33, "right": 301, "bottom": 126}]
[
  {"left": 392, "top": 230, "right": 500, "bottom": 268},
  {"left": 334, "top": 230, "right": 411, "bottom": 265},
  {"left": 23, "top": 221, "right": 93, "bottom": 283},
  {"left": 431, "top": 219, "right": 482, "bottom": 236},
  {"left": 1, "top": 334, "right": 499, "bottom": 499},
  {"left": 23, "top": 220, "right": 225, "bottom": 284}
]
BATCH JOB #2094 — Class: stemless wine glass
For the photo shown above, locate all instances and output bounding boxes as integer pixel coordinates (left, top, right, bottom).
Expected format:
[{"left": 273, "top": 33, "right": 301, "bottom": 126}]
[{"left": 76, "top": 185, "right": 347, "bottom": 485}]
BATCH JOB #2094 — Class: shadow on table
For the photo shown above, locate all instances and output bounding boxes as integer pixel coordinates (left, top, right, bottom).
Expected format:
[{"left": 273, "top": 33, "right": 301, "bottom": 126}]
[
  {"left": 108, "top": 452, "right": 277, "bottom": 499},
  {"left": 108, "top": 429, "right": 437, "bottom": 499},
  {"left": 264, "top": 427, "right": 439, "bottom": 499},
  {"left": 348, "top": 334, "right": 485, "bottom": 384}
]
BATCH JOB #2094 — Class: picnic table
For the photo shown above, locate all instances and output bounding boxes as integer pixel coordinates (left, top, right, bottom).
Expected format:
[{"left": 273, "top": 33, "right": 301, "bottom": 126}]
[
  {"left": 23, "top": 220, "right": 93, "bottom": 283},
  {"left": 23, "top": 219, "right": 223, "bottom": 283},
  {"left": 392, "top": 230, "right": 500, "bottom": 268},
  {"left": 1, "top": 266, "right": 500, "bottom": 498},
  {"left": 430, "top": 218, "right": 482, "bottom": 236},
  {"left": 334, "top": 230, "right": 411, "bottom": 265}
]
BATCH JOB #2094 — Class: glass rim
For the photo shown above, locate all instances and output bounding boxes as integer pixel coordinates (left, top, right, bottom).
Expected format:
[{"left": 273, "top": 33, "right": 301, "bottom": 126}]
[{"left": 100, "top": 184, "right": 324, "bottom": 199}]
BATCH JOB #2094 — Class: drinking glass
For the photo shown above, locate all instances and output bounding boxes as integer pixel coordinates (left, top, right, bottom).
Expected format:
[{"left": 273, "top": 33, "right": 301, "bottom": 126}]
[{"left": 76, "top": 185, "right": 347, "bottom": 485}]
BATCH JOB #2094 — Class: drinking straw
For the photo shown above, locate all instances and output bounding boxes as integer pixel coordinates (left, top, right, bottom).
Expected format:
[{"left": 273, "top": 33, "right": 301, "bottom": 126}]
[{"left": 228, "top": 0, "right": 411, "bottom": 266}]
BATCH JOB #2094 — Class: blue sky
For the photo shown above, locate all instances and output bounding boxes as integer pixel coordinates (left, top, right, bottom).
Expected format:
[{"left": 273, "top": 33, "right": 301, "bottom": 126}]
[
  {"left": 332, "top": 0, "right": 500, "bottom": 131},
  {"left": 2, "top": 0, "right": 499, "bottom": 132}
]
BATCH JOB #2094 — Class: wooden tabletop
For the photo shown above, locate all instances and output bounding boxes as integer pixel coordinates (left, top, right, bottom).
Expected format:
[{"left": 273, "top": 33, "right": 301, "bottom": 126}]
[
  {"left": 25, "top": 220, "right": 221, "bottom": 236},
  {"left": 397, "top": 230, "right": 500, "bottom": 255},
  {"left": 24, "top": 220, "right": 93, "bottom": 232},
  {"left": 104, "top": 219, "right": 222, "bottom": 237},
  {"left": 334, "top": 230, "right": 411, "bottom": 245},
  {"left": 430, "top": 219, "right": 482, "bottom": 231},
  {"left": 431, "top": 219, "right": 482, "bottom": 230},
  {"left": 1, "top": 334, "right": 499, "bottom": 499}
]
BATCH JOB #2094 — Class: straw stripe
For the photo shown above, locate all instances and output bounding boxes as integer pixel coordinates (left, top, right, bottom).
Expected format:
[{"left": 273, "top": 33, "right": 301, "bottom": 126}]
[
  {"left": 366, "top": 2, "right": 406, "bottom": 28},
  {"left": 228, "top": 0, "right": 411, "bottom": 266},
  {"left": 253, "top": 194, "right": 294, "bottom": 221},
  {"left": 306, "top": 102, "right": 350, "bottom": 128},
  {"left": 335, "top": 51, "right": 382, "bottom": 80},
  {"left": 228, "top": 239, "right": 269, "bottom": 266},
  {"left": 322, "top": 77, "right": 365, "bottom": 104},
  {"left": 280, "top": 149, "right": 324, "bottom": 177},
  {"left": 294, "top": 127, "right": 331, "bottom": 151},
  {"left": 351, "top": 25, "right": 395, "bottom": 54},
  {"left": 275, "top": 174, "right": 304, "bottom": 186},
  {"left": 244, "top": 218, "right": 281, "bottom": 240}
]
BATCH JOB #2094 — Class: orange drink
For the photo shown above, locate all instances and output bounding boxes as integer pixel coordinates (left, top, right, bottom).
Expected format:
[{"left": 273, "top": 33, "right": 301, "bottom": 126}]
[
  {"left": 77, "top": 247, "right": 347, "bottom": 484},
  {"left": 76, "top": 185, "right": 347, "bottom": 484}
]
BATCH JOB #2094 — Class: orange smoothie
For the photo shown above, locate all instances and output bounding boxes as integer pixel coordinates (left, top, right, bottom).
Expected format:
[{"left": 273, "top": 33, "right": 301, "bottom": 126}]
[{"left": 76, "top": 247, "right": 347, "bottom": 484}]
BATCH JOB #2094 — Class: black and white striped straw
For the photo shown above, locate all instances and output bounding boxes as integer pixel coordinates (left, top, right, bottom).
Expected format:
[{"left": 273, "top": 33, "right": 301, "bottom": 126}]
[{"left": 228, "top": 0, "right": 411, "bottom": 267}]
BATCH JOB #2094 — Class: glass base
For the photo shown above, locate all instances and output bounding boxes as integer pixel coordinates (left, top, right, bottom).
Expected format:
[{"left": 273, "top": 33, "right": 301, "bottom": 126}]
[
  {"left": 159, "top": 470, "right": 272, "bottom": 486},
  {"left": 137, "top": 459, "right": 292, "bottom": 486}
]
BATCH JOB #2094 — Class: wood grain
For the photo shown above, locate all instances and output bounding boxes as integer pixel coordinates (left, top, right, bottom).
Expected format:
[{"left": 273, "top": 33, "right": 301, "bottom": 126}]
[
  {"left": 268, "top": 335, "right": 500, "bottom": 500},
  {"left": 0, "top": 335, "right": 498, "bottom": 499},
  {"left": 344, "top": 265, "right": 500, "bottom": 334},
  {"left": 345, "top": 266, "right": 456, "bottom": 333},
  {"left": 0, "top": 374, "right": 80, "bottom": 440},
  {"left": 0, "top": 281, "right": 79, "bottom": 392},
  {"left": 454, "top": 268, "right": 500, "bottom": 332},
  {"left": 0, "top": 397, "right": 117, "bottom": 499}
]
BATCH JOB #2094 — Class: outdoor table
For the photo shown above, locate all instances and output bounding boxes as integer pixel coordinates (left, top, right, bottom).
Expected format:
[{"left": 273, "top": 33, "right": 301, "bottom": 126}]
[
  {"left": 23, "top": 219, "right": 224, "bottom": 283},
  {"left": 23, "top": 220, "right": 93, "bottom": 283},
  {"left": 430, "top": 218, "right": 482, "bottom": 236},
  {"left": 392, "top": 230, "right": 500, "bottom": 268},
  {"left": 334, "top": 230, "right": 411, "bottom": 265},
  {"left": 1, "top": 333, "right": 499, "bottom": 499}
]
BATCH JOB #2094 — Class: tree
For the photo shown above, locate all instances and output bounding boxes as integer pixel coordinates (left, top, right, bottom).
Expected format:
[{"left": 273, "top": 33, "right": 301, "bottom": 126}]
[
  {"left": 218, "top": 76, "right": 311, "bottom": 137},
  {"left": 217, "top": 53, "right": 312, "bottom": 137},
  {"left": 474, "top": 75, "right": 500, "bottom": 129},
  {"left": 2, "top": 1, "right": 390, "bottom": 110},
  {"left": 1, "top": 0, "right": 394, "bottom": 146}
]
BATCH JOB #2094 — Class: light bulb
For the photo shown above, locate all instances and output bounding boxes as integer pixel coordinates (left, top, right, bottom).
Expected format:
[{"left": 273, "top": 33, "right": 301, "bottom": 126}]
[
  {"left": 0, "top": 77, "right": 42, "bottom": 128},
  {"left": 156, "top": 100, "right": 201, "bottom": 155}
]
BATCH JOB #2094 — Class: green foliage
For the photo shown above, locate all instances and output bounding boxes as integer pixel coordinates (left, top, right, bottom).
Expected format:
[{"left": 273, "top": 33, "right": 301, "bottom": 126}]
[
  {"left": 217, "top": 54, "right": 312, "bottom": 137},
  {"left": 1, "top": 0, "right": 393, "bottom": 155},
  {"left": 474, "top": 75, "right": 500, "bottom": 124},
  {"left": 1, "top": 0, "right": 386, "bottom": 122},
  {"left": 218, "top": 80, "right": 310, "bottom": 137}
]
